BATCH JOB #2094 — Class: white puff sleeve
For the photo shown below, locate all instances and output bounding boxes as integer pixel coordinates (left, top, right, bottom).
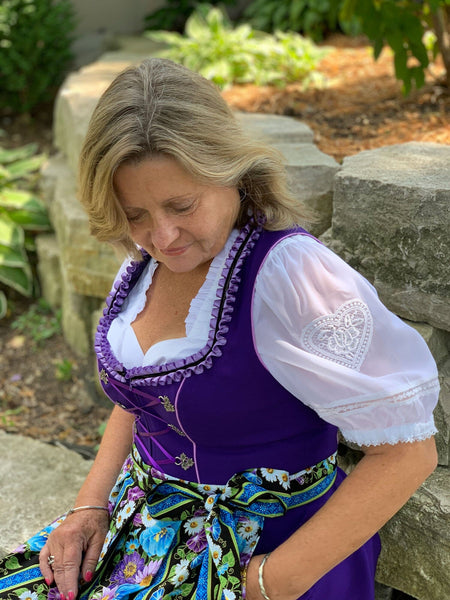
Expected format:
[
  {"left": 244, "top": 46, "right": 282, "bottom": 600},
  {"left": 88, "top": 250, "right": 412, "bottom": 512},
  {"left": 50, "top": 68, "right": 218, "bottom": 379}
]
[{"left": 252, "top": 234, "right": 439, "bottom": 447}]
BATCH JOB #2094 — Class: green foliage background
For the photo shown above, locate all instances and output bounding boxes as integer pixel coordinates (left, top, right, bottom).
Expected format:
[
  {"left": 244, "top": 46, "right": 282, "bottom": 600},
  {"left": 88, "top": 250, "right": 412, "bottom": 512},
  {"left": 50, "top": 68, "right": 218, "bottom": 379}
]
[
  {"left": 147, "top": 6, "right": 327, "bottom": 89},
  {"left": 0, "top": 143, "right": 50, "bottom": 318},
  {"left": 0, "top": 0, "right": 76, "bottom": 114}
]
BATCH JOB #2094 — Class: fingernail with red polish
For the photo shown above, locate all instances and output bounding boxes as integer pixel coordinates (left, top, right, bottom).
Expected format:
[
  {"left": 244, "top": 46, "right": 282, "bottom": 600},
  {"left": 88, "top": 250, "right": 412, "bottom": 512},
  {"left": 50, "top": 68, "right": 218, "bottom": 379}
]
[
  {"left": 45, "top": 578, "right": 52, "bottom": 585},
  {"left": 68, "top": 592, "right": 75, "bottom": 600},
  {"left": 60, "top": 594, "right": 65, "bottom": 600},
  {"left": 85, "top": 571, "right": 93, "bottom": 582}
]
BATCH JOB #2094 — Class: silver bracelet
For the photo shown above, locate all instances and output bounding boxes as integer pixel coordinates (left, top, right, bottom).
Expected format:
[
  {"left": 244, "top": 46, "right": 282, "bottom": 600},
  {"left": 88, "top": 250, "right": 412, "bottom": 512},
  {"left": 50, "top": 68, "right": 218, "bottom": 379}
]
[
  {"left": 66, "top": 505, "right": 109, "bottom": 516},
  {"left": 258, "top": 552, "right": 272, "bottom": 600}
]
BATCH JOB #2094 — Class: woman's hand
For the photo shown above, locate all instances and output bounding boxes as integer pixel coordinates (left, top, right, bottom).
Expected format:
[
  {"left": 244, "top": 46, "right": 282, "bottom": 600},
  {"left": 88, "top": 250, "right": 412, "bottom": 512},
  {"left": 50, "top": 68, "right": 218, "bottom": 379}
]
[{"left": 39, "top": 509, "right": 110, "bottom": 599}]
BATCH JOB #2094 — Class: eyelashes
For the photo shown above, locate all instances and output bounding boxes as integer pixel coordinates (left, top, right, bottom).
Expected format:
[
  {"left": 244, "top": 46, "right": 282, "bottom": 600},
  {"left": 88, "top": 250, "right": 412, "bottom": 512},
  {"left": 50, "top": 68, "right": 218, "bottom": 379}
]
[{"left": 124, "top": 199, "right": 198, "bottom": 223}]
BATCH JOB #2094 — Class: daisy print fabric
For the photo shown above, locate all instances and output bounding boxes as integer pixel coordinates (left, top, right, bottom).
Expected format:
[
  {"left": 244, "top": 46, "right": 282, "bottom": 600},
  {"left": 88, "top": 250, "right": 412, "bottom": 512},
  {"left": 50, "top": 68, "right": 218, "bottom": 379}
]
[{"left": 0, "top": 448, "right": 336, "bottom": 600}]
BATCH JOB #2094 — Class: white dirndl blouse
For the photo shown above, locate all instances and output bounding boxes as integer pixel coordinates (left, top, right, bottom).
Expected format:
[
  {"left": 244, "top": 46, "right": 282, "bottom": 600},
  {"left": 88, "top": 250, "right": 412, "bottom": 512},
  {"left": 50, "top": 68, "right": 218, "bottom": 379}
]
[{"left": 107, "top": 231, "right": 439, "bottom": 448}]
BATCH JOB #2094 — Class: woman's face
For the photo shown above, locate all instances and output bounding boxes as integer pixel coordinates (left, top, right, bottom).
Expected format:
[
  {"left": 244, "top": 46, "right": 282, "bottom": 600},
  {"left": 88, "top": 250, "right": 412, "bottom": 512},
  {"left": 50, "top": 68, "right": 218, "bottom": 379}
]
[{"left": 114, "top": 156, "right": 240, "bottom": 273}]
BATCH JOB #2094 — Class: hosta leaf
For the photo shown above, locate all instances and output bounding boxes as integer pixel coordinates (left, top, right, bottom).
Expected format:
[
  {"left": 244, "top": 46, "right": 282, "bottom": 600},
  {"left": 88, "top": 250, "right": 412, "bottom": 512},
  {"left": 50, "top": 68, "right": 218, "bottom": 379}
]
[
  {"left": 0, "top": 290, "right": 7, "bottom": 319},
  {"left": 0, "top": 143, "right": 38, "bottom": 164},
  {"left": 0, "top": 242, "right": 28, "bottom": 268},
  {"left": 0, "top": 263, "right": 33, "bottom": 296},
  {"left": 146, "top": 31, "right": 184, "bottom": 46},
  {"left": 0, "top": 187, "right": 43, "bottom": 209},
  {"left": 6, "top": 209, "right": 51, "bottom": 230},
  {"left": 7, "top": 154, "right": 46, "bottom": 179},
  {"left": 0, "top": 214, "right": 24, "bottom": 249}
]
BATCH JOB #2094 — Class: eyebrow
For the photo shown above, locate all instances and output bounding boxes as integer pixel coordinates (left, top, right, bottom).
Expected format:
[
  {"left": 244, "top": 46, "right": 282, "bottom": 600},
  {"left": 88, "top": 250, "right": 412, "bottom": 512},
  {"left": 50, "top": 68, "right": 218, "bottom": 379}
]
[{"left": 119, "top": 191, "right": 200, "bottom": 209}]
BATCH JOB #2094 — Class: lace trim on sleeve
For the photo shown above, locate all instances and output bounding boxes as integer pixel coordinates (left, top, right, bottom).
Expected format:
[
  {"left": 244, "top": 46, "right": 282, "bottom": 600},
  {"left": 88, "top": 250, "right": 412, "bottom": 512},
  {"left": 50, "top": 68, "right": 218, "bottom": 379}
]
[
  {"left": 341, "top": 417, "right": 438, "bottom": 447},
  {"left": 319, "top": 376, "right": 439, "bottom": 417}
]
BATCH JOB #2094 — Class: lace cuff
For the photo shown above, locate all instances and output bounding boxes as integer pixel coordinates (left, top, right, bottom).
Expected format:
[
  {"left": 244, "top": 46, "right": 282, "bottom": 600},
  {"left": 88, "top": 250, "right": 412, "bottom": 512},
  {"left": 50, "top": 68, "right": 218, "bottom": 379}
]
[{"left": 341, "top": 417, "right": 438, "bottom": 447}]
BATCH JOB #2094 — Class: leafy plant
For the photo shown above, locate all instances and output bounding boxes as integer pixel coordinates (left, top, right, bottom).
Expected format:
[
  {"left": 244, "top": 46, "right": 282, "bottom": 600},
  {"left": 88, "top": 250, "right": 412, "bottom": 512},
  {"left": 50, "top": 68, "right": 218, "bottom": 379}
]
[
  {"left": 145, "top": 0, "right": 237, "bottom": 33},
  {"left": 54, "top": 358, "right": 74, "bottom": 382},
  {"left": 11, "top": 298, "right": 61, "bottom": 345},
  {"left": 243, "top": 0, "right": 359, "bottom": 41},
  {"left": 340, "top": 0, "right": 450, "bottom": 93},
  {"left": 0, "top": 406, "right": 24, "bottom": 427},
  {"left": 147, "top": 5, "right": 327, "bottom": 88},
  {"left": 0, "top": 0, "right": 76, "bottom": 114},
  {"left": 0, "top": 144, "right": 51, "bottom": 317}
]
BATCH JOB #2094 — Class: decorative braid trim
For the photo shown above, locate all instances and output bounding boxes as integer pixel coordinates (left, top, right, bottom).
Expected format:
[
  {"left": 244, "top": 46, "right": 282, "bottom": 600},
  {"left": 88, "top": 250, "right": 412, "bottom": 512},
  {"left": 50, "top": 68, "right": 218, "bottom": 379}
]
[
  {"left": 95, "top": 220, "right": 262, "bottom": 386},
  {"left": 320, "top": 377, "right": 440, "bottom": 417}
]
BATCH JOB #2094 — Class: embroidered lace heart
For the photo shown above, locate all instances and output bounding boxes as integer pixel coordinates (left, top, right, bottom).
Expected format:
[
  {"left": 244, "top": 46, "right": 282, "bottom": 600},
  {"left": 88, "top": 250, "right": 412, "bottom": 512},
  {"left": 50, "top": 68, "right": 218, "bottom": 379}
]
[{"left": 300, "top": 299, "right": 373, "bottom": 370}]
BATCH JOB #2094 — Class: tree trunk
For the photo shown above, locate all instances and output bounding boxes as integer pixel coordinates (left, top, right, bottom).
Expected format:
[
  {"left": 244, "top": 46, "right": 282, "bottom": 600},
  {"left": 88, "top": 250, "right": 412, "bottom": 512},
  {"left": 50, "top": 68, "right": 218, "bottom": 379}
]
[{"left": 432, "top": 6, "right": 450, "bottom": 88}]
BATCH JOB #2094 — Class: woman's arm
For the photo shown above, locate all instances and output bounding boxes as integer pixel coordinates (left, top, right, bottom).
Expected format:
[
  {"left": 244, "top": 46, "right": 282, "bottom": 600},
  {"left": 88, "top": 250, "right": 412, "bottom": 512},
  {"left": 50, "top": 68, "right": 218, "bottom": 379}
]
[
  {"left": 246, "top": 437, "right": 438, "bottom": 600},
  {"left": 39, "top": 405, "right": 135, "bottom": 599}
]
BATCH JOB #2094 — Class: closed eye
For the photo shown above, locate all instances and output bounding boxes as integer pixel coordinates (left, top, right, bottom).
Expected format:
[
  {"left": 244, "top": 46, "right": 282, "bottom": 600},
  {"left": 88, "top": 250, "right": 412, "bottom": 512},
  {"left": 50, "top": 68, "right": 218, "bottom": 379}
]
[
  {"left": 125, "top": 210, "right": 148, "bottom": 223},
  {"left": 168, "top": 199, "right": 197, "bottom": 215}
]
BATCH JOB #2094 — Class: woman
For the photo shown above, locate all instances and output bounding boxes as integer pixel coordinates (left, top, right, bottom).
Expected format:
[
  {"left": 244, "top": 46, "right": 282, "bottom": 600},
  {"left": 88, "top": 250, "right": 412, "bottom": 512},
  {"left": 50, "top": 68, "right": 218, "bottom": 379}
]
[{"left": 0, "top": 58, "right": 438, "bottom": 600}]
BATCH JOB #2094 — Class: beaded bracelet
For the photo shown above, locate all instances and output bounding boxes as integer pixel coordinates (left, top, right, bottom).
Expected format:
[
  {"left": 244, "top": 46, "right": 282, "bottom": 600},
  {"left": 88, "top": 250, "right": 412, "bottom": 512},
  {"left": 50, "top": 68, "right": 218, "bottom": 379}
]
[
  {"left": 258, "top": 552, "right": 272, "bottom": 600},
  {"left": 66, "top": 505, "right": 109, "bottom": 516}
]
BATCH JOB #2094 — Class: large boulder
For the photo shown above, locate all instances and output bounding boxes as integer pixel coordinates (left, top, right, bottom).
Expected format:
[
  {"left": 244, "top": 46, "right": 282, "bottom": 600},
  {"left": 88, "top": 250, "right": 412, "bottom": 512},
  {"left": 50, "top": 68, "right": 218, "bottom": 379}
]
[
  {"left": 236, "top": 112, "right": 314, "bottom": 144},
  {"left": 0, "top": 432, "right": 92, "bottom": 557},
  {"left": 54, "top": 39, "right": 162, "bottom": 174},
  {"left": 331, "top": 143, "right": 450, "bottom": 331},
  {"left": 435, "top": 357, "right": 450, "bottom": 466},
  {"left": 43, "top": 155, "right": 121, "bottom": 301},
  {"left": 376, "top": 466, "right": 450, "bottom": 600},
  {"left": 273, "top": 143, "right": 340, "bottom": 235}
]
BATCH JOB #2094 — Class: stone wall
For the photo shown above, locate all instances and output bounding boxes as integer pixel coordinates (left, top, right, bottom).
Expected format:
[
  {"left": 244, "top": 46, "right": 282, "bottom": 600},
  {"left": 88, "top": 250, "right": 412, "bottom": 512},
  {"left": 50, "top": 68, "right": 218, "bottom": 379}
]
[{"left": 36, "top": 40, "right": 450, "bottom": 600}]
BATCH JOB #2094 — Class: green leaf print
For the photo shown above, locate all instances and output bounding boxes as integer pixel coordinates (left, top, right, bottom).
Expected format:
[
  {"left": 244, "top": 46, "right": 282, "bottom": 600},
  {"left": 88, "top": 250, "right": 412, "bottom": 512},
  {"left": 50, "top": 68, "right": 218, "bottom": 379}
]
[
  {"left": 228, "top": 575, "right": 241, "bottom": 587},
  {"left": 13, "top": 588, "right": 30, "bottom": 597},
  {"left": 180, "top": 582, "right": 194, "bottom": 595},
  {"left": 5, "top": 556, "right": 21, "bottom": 570},
  {"left": 222, "top": 550, "right": 235, "bottom": 567}
]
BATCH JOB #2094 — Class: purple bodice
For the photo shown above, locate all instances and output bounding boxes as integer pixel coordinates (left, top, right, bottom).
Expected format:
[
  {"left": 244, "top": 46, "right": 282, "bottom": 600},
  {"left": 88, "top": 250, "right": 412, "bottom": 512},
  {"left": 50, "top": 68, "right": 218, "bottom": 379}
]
[{"left": 95, "top": 222, "right": 338, "bottom": 484}]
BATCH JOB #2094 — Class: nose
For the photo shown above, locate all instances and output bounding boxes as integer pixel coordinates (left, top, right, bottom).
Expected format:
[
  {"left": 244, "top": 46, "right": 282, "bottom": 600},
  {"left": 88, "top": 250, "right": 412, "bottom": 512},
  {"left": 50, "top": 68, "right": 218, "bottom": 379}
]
[{"left": 150, "top": 214, "right": 180, "bottom": 250}]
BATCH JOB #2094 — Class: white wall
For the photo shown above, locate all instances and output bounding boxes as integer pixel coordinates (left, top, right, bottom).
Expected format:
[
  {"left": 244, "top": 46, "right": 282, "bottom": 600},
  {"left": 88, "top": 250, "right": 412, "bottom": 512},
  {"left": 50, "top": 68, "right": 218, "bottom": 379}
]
[
  {"left": 72, "top": 0, "right": 164, "bottom": 36},
  {"left": 69, "top": 0, "right": 164, "bottom": 66}
]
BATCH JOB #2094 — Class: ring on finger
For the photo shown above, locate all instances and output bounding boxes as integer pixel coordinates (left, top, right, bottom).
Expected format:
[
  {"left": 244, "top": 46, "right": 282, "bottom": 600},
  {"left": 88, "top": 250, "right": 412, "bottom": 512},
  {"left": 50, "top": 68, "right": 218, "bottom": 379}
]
[{"left": 47, "top": 555, "right": 55, "bottom": 567}]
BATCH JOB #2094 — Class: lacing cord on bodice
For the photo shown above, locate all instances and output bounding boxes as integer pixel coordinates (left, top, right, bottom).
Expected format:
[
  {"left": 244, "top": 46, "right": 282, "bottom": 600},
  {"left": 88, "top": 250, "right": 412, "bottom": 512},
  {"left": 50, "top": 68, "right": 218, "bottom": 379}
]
[{"left": 108, "top": 378, "right": 179, "bottom": 470}]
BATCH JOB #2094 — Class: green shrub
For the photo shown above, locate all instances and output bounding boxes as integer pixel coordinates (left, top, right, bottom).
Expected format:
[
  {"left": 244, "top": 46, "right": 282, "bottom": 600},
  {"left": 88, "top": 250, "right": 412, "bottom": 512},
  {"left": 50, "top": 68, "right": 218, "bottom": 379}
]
[
  {"left": 243, "top": 0, "right": 360, "bottom": 41},
  {"left": 147, "top": 5, "right": 327, "bottom": 89},
  {"left": 11, "top": 298, "right": 61, "bottom": 345},
  {"left": 0, "top": 0, "right": 76, "bottom": 114},
  {"left": 341, "top": 0, "right": 450, "bottom": 93},
  {"left": 145, "top": 0, "right": 237, "bottom": 32},
  {"left": 0, "top": 143, "right": 50, "bottom": 318}
]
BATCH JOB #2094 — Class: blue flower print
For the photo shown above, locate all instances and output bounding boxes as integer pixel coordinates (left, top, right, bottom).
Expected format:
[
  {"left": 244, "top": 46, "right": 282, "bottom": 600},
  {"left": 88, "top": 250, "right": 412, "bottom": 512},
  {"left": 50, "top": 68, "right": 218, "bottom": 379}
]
[
  {"left": 210, "top": 517, "right": 221, "bottom": 541},
  {"left": 244, "top": 472, "right": 262, "bottom": 486},
  {"left": 139, "top": 521, "right": 179, "bottom": 557},
  {"left": 125, "top": 538, "right": 140, "bottom": 553},
  {"left": 149, "top": 588, "right": 164, "bottom": 600},
  {"left": 26, "top": 531, "right": 49, "bottom": 552}
]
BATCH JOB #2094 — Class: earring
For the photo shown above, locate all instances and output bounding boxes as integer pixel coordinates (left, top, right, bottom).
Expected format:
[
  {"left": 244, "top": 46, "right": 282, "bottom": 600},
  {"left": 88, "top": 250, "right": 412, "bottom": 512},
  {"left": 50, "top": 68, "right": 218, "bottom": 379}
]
[{"left": 239, "top": 188, "right": 247, "bottom": 203}]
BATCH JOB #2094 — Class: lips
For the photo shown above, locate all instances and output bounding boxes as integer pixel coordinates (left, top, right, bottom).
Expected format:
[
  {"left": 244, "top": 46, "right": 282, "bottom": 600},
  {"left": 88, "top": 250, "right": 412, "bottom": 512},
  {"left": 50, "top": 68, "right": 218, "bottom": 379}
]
[{"left": 159, "top": 244, "right": 192, "bottom": 256}]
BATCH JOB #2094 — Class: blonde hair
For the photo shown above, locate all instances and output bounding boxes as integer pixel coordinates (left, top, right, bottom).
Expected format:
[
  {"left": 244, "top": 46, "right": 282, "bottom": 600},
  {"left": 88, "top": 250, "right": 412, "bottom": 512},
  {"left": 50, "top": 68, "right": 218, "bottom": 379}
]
[{"left": 78, "top": 57, "right": 310, "bottom": 257}]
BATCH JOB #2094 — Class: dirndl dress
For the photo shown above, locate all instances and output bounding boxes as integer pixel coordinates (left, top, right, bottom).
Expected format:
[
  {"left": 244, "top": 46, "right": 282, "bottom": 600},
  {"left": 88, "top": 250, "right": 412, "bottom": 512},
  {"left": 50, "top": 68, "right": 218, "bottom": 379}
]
[{"left": 0, "top": 223, "right": 384, "bottom": 599}]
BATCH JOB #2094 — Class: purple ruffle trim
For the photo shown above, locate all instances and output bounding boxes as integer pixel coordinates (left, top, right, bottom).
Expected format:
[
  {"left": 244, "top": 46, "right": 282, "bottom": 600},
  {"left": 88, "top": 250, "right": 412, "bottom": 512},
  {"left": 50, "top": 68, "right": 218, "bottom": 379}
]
[{"left": 94, "top": 221, "right": 262, "bottom": 386}]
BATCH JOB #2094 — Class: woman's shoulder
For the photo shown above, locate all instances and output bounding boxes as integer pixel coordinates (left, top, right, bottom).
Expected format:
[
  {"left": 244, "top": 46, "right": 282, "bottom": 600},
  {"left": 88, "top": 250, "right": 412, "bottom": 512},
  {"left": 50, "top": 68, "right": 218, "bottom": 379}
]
[{"left": 258, "top": 230, "right": 375, "bottom": 294}]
